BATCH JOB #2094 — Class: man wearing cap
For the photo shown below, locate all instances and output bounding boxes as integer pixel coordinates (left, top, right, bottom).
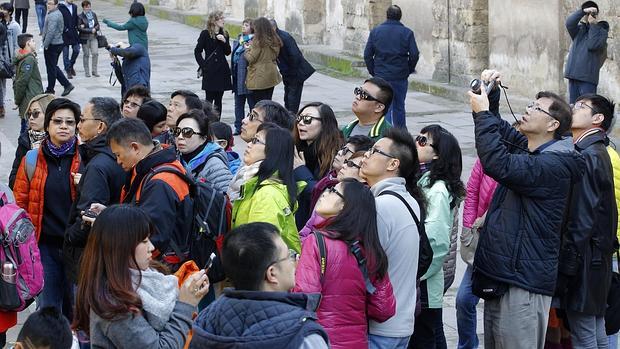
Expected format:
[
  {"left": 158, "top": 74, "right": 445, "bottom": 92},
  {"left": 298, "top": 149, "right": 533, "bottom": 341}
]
[{"left": 564, "top": 1, "right": 609, "bottom": 104}]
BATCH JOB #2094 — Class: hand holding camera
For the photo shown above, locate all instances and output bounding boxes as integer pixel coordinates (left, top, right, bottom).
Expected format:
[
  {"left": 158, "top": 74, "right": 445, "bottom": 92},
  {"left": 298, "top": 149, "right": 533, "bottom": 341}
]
[{"left": 81, "top": 203, "right": 107, "bottom": 225}]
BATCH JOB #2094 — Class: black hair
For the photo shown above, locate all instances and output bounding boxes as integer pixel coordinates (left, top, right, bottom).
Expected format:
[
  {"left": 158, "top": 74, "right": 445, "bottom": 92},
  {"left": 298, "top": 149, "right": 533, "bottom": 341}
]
[
  {"left": 419, "top": 125, "right": 465, "bottom": 209},
  {"left": 202, "top": 100, "right": 221, "bottom": 122},
  {"left": 211, "top": 121, "right": 233, "bottom": 149},
  {"left": 222, "top": 222, "right": 280, "bottom": 291},
  {"left": 81, "top": 0, "right": 91, "bottom": 7},
  {"left": 171, "top": 90, "right": 199, "bottom": 100},
  {"left": 386, "top": 5, "right": 402, "bottom": 21},
  {"left": 107, "top": 117, "right": 153, "bottom": 147},
  {"left": 17, "top": 33, "right": 33, "bottom": 49},
  {"left": 324, "top": 178, "right": 388, "bottom": 279},
  {"left": 17, "top": 307, "right": 72, "bottom": 349},
  {"left": 254, "top": 100, "right": 294, "bottom": 131},
  {"left": 44, "top": 98, "right": 81, "bottom": 130},
  {"left": 0, "top": 2, "right": 13, "bottom": 14},
  {"left": 536, "top": 91, "right": 573, "bottom": 139},
  {"left": 347, "top": 135, "right": 374, "bottom": 152},
  {"left": 89, "top": 97, "right": 122, "bottom": 128},
  {"left": 136, "top": 99, "right": 167, "bottom": 132},
  {"left": 576, "top": 93, "right": 615, "bottom": 131},
  {"left": 364, "top": 77, "right": 393, "bottom": 114},
  {"left": 123, "top": 85, "right": 151, "bottom": 103},
  {"left": 128, "top": 2, "right": 145, "bottom": 17},
  {"left": 581, "top": 1, "right": 599, "bottom": 12},
  {"left": 384, "top": 127, "right": 426, "bottom": 213},
  {"left": 256, "top": 123, "right": 297, "bottom": 209},
  {"left": 176, "top": 109, "right": 210, "bottom": 138}
]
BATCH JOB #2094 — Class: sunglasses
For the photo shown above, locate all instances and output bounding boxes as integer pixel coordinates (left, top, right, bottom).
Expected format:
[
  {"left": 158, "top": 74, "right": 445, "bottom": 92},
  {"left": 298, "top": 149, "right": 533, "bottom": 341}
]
[
  {"left": 27, "top": 110, "right": 42, "bottom": 119},
  {"left": 327, "top": 186, "right": 345, "bottom": 200},
  {"left": 296, "top": 114, "right": 321, "bottom": 125},
  {"left": 354, "top": 87, "right": 383, "bottom": 104},
  {"left": 173, "top": 127, "right": 203, "bottom": 138},
  {"left": 250, "top": 136, "right": 265, "bottom": 145},
  {"left": 50, "top": 118, "right": 76, "bottom": 126},
  {"left": 368, "top": 146, "right": 396, "bottom": 159},
  {"left": 416, "top": 135, "right": 436, "bottom": 149},
  {"left": 343, "top": 159, "right": 361, "bottom": 169}
]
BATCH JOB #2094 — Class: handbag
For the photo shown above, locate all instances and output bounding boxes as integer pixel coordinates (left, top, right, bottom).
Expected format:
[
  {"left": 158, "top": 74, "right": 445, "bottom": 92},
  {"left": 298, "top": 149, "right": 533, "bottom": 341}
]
[
  {"left": 460, "top": 214, "right": 485, "bottom": 266},
  {"left": 0, "top": 37, "right": 14, "bottom": 79},
  {"left": 96, "top": 31, "right": 108, "bottom": 49}
]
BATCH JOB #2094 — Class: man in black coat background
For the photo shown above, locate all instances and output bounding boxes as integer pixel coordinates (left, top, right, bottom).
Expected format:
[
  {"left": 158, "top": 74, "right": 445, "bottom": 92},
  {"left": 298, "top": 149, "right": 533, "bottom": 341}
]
[
  {"left": 270, "top": 19, "right": 315, "bottom": 114},
  {"left": 58, "top": 0, "right": 80, "bottom": 78}
]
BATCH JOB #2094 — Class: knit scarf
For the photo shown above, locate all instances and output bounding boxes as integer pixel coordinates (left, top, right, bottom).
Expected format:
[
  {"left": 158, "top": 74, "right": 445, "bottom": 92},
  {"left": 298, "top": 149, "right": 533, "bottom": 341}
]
[
  {"left": 29, "top": 130, "right": 46, "bottom": 149},
  {"left": 227, "top": 160, "right": 262, "bottom": 201},
  {"left": 85, "top": 11, "right": 95, "bottom": 28},
  {"left": 182, "top": 141, "right": 221, "bottom": 172},
  {"left": 45, "top": 136, "right": 77, "bottom": 157},
  {"left": 130, "top": 268, "right": 179, "bottom": 326}
]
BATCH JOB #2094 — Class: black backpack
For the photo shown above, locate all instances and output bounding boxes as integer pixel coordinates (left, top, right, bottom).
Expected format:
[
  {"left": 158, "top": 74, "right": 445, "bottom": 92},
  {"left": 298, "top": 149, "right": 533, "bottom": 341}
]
[{"left": 378, "top": 190, "right": 432, "bottom": 279}]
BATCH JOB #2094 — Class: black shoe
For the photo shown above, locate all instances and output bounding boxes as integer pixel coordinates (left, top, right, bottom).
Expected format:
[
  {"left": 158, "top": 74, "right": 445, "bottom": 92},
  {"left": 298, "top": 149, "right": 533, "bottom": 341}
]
[
  {"left": 61, "top": 84, "right": 74, "bottom": 96},
  {"left": 70, "top": 67, "right": 76, "bottom": 76},
  {"left": 66, "top": 70, "right": 73, "bottom": 79}
]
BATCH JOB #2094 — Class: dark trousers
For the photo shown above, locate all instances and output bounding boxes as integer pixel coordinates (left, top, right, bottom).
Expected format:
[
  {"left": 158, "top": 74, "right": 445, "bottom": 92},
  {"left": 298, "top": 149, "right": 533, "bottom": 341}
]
[
  {"left": 248, "top": 87, "right": 274, "bottom": 106},
  {"left": 15, "top": 8, "right": 28, "bottom": 33},
  {"left": 283, "top": 79, "right": 304, "bottom": 114},
  {"left": 568, "top": 79, "right": 597, "bottom": 104},
  {"left": 234, "top": 93, "right": 253, "bottom": 133},
  {"left": 44, "top": 44, "right": 70, "bottom": 93},
  {"left": 63, "top": 42, "right": 81, "bottom": 71},
  {"left": 409, "top": 308, "right": 444, "bottom": 349},
  {"left": 204, "top": 90, "right": 224, "bottom": 115},
  {"left": 386, "top": 78, "right": 409, "bottom": 128}
]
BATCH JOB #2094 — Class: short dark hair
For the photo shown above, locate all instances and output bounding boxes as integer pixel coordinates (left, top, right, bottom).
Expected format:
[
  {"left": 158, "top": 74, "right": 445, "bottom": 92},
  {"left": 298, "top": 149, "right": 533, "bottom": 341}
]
[
  {"left": 17, "top": 307, "right": 72, "bottom": 349},
  {"left": 386, "top": 5, "right": 402, "bottom": 21},
  {"left": 222, "top": 223, "right": 280, "bottom": 291},
  {"left": 0, "top": 2, "right": 14, "bottom": 14},
  {"left": 347, "top": 135, "right": 374, "bottom": 152},
  {"left": 17, "top": 33, "right": 33, "bottom": 49},
  {"left": 107, "top": 117, "right": 153, "bottom": 147},
  {"left": 137, "top": 100, "right": 167, "bottom": 132},
  {"left": 89, "top": 97, "right": 122, "bottom": 127},
  {"left": 185, "top": 96, "right": 203, "bottom": 111},
  {"left": 170, "top": 90, "right": 199, "bottom": 100},
  {"left": 535, "top": 91, "right": 572, "bottom": 139},
  {"left": 576, "top": 93, "right": 615, "bottom": 131},
  {"left": 202, "top": 100, "right": 220, "bottom": 122},
  {"left": 254, "top": 100, "right": 294, "bottom": 131},
  {"left": 176, "top": 109, "right": 210, "bottom": 137},
  {"left": 44, "top": 98, "right": 81, "bottom": 130},
  {"left": 211, "top": 121, "right": 233, "bottom": 150},
  {"left": 123, "top": 85, "right": 151, "bottom": 103},
  {"left": 364, "top": 77, "right": 394, "bottom": 114},
  {"left": 128, "top": 1, "right": 145, "bottom": 17},
  {"left": 81, "top": 0, "right": 90, "bottom": 7}
]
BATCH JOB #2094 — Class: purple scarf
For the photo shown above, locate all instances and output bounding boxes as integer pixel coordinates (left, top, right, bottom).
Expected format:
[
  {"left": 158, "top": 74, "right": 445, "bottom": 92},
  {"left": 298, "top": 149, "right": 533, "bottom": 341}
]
[
  {"left": 419, "top": 161, "right": 432, "bottom": 175},
  {"left": 45, "top": 136, "right": 77, "bottom": 157}
]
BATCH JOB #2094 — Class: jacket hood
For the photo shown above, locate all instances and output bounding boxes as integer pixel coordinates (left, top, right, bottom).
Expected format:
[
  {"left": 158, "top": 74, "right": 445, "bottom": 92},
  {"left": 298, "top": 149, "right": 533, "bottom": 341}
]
[
  {"left": 13, "top": 51, "right": 35, "bottom": 65},
  {"left": 224, "top": 289, "right": 321, "bottom": 311},
  {"left": 370, "top": 177, "right": 408, "bottom": 197},
  {"left": 542, "top": 137, "right": 585, "bottom": 185},
  {"left": 132, "top": 16, "right": 148, "bottom": 31}
]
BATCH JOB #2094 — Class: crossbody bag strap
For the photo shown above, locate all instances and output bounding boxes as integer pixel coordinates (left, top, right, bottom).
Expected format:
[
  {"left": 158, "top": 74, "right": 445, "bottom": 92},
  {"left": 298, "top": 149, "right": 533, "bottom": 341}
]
[
  {"left": 348, "top": 240, "right": 376, "bottom": 294},
  {"left": 312, "top": 230, "right": 327, "bottom": 284}
]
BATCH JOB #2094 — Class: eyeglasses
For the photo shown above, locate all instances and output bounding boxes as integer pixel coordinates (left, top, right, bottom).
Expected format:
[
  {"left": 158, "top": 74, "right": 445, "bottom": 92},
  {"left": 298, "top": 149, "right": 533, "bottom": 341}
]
[
  {"left": 368, "top": 146, "right": 396, "bottom": 159},
  {"left": 571, "top": 101, "right": 598, "bottom": 114},
  {"left": 416, "top": 135, "right": 436, "bottom": 149},
  {"left": 354, "top": 87, "right": 383, "bottom": 104},
  {"left": 338, "top": 145, "right": 353, "bottom": 156},
  {"left": 250, "top": 136, "right": 265, "bottom": 145},
  {"left": 343, "top": 159, "right": 361, "bottom": 169},
  {"left": 270, "top": 249, "right": 300, "bottom": 266},
  {"left": 527, "top": 102, "right": 556, "bottom": 120},
  {"left": 123, "top": 100, "right": 141, "bottom": 109},
  {"left": 172, "top": 127, "right": 203, "bottom": 138},
  {"left": 50, "top": 118, "right": 76, "bottom": 126},
  {"left": 327, "top": 186, "right": 345, "bottom": 200},
  {"left": 296, "top": 114, "right": 321, "bottom": 125},
  {"left": 246, "top": 110, "right": 261, "bottom": 122},
  {"left": 26, "top": 110, "right": 41, "bottom": 119},
  {"left": 79, "top": 115, "right": 102, "bottom": 123}
]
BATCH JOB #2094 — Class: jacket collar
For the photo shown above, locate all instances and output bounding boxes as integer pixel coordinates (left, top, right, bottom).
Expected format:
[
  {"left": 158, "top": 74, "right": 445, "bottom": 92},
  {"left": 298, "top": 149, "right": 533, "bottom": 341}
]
[
  {"left": 383, "top": 19, "right": 404, "bottom": 26},
  {"left": 347, "top": 115, "right": 387, "bottom": 138},
  {"left": 80, "top": 134, "right": 115, "bottom": 162},
  {"left": 223, "top": 289, "right": 321, "bottom": 312},
  {"left": 575, "top": 130, "right": 608, "bottom": 151},
  {"left": 370, "top": 177, "right": 407, "bottom": 196}
]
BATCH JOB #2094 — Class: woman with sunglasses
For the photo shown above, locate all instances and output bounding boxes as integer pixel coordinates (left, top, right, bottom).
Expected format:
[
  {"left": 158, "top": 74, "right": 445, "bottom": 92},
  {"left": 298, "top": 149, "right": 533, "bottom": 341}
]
[
  {"left": 9, "top": 93, "right": 55, "bottom": 188},
  {"left": 409, "top": 124, "right": 465, "bottom": 349},
  {"left": 174, "top": 109, "right": 232, "bottom": 193},
  {"left": 232, "top": 123, "right": 302, "bottom": 253},
  {"left": 293, "top": 102, "right": 343, "bottom": 230},
  {"left": 13, "top": 98, "right": 82, "bottom": 319},
  {"left": 294, "top": 178, "right": 395, "bottom": 349}
]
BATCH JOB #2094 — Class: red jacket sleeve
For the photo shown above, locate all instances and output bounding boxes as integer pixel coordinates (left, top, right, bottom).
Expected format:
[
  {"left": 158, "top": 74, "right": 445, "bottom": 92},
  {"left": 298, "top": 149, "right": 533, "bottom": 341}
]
[
  {"left": 293, "top": 234, "right": 322, "bottom": 293},
  {"left": 366, "top": 273, "right": 396, "bottom": 323}
]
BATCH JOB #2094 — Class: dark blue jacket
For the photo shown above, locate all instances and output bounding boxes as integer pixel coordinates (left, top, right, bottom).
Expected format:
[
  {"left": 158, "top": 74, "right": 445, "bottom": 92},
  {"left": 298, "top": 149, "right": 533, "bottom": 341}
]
[
  {"left": 110, "top": 43, "right": 151, "bottom": 96},
  {"left": 275, "top": 29, "right": 315, "bottom": 83},
  {"left": 191, "top": 289, "right": 328, "bottom": 349},
  {"left": 564, "top": 9, "right": 609, "bottom": 85},
  {"left": 58, "top": 2, "right": 79, "bottom": 45},
  {"left": 364, "top": 20, "right": 419, "bottom": 81},
  {"left": 472, "top": 91, "right": 585, "bottom": 296}
]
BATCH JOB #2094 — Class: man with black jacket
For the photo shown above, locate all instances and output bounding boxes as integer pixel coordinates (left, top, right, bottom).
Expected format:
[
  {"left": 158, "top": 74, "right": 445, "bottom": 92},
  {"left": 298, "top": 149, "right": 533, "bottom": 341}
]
[
  {"left": 270, "top": 19, "right": 315, "bottom": 114},
  {"left": 468, "top": 69, "right": 585, "bottom": 349},
  {"left": 557, "top": 94, "right": 617, "bottom": 348},
  {"left": 58, "top": 0, "right": 79, "bottom": 78}
]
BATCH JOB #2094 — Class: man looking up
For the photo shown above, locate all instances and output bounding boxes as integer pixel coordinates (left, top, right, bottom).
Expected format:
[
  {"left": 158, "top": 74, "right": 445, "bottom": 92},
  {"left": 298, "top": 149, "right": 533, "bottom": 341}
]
[{"left": 342, "top": 77, "right": 392, "bottom": 141}]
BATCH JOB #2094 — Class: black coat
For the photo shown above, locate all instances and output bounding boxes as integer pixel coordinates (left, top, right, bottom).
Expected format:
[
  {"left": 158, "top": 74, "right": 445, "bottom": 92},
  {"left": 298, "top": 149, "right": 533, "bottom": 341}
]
[
  {"left": 275, "top": 29, "right": 314, "bottom": 83},
  {"left": 58, "top": 3, "right": 79, "bottom": 45},
  {"left": 9, "top": 131, "right": 30, "bottom": 189},
  {"left": 194, "top": 29, "right": 232, "bottom": 92},
  {"left": 558, "top": 132, "right": 617, "bottom": 315},
  {"left": 564, "top": 9, "right": 609, "bottom": 85}
]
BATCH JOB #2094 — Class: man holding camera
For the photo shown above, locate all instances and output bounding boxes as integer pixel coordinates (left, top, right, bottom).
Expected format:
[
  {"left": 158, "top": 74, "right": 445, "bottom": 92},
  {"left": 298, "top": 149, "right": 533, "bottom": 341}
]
[
  {"left": 564, "top": 1, "right": 609, "bottom": 104},
  {"left": 468, "top": 70, "right": 585, "bottom": 349}
]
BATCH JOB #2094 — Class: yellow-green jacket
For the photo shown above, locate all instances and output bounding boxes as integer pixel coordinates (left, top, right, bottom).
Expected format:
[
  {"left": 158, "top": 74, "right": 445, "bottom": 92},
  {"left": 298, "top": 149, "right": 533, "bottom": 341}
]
[{"left": 607, "top": 146, "right": 620, "bottom": 244}]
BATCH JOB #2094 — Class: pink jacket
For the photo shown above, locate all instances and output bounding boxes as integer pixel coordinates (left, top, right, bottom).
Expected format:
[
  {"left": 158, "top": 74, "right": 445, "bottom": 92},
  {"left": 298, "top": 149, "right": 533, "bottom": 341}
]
[
  {"left": 294, "top": 232, "right": 396, "bottom": 349},
  {"left": 462, "top": 158, "right": 498, "bottom": 228}
]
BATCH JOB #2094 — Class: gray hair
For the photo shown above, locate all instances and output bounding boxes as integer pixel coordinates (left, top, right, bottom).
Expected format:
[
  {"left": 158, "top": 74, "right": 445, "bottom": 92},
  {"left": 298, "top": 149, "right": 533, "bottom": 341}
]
[{"left": 89, "top": 97, "right": 122, "bottom": 128}]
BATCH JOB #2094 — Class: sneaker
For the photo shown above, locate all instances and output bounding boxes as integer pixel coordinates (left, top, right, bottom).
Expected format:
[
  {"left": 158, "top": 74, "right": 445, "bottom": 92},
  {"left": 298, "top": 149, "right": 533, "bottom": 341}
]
[
  {"left": 92, "top": 72, "right": 100, "bottom": 77},
  {"left": 61, "top": 84, "right": 75, "bottom": 96}
]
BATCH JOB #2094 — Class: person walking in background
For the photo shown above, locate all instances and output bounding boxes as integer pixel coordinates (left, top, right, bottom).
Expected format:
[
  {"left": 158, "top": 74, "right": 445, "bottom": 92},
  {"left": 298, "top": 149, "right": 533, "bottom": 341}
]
[
  {"left": 78, "top": 0, "right": 99, "bottom": 77},
  {"left": 35, "top": 0, "right": 46, "bottom": 35},
  {"left": 0, "top": 4, "right": 9, "bottom": 118},
  {"left": 13, "top": 33, "right": 44, "bottom": 132},
  {"left": 42, "top": 0, "right": 74, "bottom": 96},
  {"left": 231, "top": 18, "right": 253, "bottom": 135},
  {"left": 13, "top": 0, "right": 27, "bottom": 33},
  {"left": 58, "top": 0, "right": 80, "bottom": 78},
  {"left": 245, "top": 17, "right": 281, "bottom": 105},
  {"left": 102, "top": 2, "right": 148, "bottom": 50},
  {"left": 364, "top": 5, "right": 419, "bottom": 128}
]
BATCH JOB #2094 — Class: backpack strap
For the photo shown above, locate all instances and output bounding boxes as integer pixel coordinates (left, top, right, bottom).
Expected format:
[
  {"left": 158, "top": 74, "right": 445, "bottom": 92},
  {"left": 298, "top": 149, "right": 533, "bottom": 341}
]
[
  {"left": 312, "top": 230, "right": 327, "bottom": 284},
  {"left": 379, "top": 190, "right": 423, "bottom": 229},
  {"left": 25, "top": 149, "right": 38, "bottom": 182},
  {"left": 348, "top": 240, "right": 376, "bottom": 294}
]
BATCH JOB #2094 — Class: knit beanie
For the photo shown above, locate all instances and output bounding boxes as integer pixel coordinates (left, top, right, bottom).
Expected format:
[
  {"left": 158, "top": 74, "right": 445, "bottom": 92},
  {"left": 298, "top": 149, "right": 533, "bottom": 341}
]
[{"left": 137, "top": 100, "right": 167, "bottom": 132}]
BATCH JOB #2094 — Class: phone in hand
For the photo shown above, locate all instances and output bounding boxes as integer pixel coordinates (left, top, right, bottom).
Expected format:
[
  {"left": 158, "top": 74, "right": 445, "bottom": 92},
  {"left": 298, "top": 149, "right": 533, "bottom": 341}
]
[{"left": 205, "top": 252, "right": 216, "bottom": 270}]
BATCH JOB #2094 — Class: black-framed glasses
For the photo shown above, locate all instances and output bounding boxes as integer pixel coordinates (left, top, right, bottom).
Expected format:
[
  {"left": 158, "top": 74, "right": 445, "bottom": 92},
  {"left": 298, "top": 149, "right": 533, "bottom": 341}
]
[
  {"left": 123, "top": 100, "right": 141, "bottom": 109},
  {"left": 172, "top": 127, "right": 202, "bottom": 138},
  {"left": 26, "top": 110, "right": 42, "bottom": 119},
  {"left": 354, "top": 87, "right": 383, "bottom": 104},
  {"left": 250, "top": 136, "right": 265, "bottom": 145},
  {"left": 79, "top": 115, "right": 102, "bottom": 123},
  {"left": 571, "top": 101, "right": 598, "bottom": 114},
  {"left": 343, "top": 159, "right": 361, "bottom": 169},
  {"left": 270, "top": 249, "right": 300, "bottom": 266},
  {"left": 50, "top": 118, "right": 76, "bottom": 126},
  {"left": 246, "top": 110, "right": 261, "bottom": 122},
  {"left": 527, "top": 102, "right": 556, "bottom": 120},
  {"left": 327, "top": 186, "right": 345, "bottom": 200},
  {"left": 368, "top": 146, "right": 396, "bottom": 159},
  {"left": 296, "top": 114, "right": 321, "bottom": 125},
  {"left": 416, "top": 135, "right": 436, "bottom": 149},
  {"left": 338, "top": 145, "right": 353, "bottom": 156}
]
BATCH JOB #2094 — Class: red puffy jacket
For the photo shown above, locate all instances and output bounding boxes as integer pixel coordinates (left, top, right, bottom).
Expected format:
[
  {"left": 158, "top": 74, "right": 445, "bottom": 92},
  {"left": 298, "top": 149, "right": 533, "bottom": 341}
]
[{"left": 294, "top": 232, "right": 395, "bottom": 349}]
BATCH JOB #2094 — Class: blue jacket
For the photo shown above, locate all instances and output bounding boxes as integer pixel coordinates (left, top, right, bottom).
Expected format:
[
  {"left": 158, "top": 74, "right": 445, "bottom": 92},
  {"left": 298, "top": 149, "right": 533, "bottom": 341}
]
[
  {"left": 191, "top": 289, "right": 328, "bottom": 349},
  {"left": 564, "top": 9, "right": 609, "bottom": 85},
  {"left": 110, "top": 43, "right": 151, "bottom": 95},
  {"left": 472, "top": 91, "right": 585, "bottom": 296},
  {"left": 364, "top": 20, "right": 419, "bottom": 81},
  {"left": 276, "top": 29, "right": 315, "bottom": 83},
  {"left": 231, "top": 39, "right": 251, "bottom": 95}
]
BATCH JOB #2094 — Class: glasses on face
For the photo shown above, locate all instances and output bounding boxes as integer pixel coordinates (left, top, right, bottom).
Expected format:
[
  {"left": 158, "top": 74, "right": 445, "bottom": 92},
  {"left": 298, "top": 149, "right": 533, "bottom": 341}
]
[
  {"left": 270, "top": 249, "right": 300, "bottom": 266},
  {"left": 50, "top": 118, "right": 76, "bottom": 127},
  {"left": 296, "top": 114, "right": 321, "bottom": 125},
  {"left": 26, "top": 110, "right": 41, "bottom": 119},
  {"left": 79, "top": 115, "right": 102, "bottom": 123},
  {"left": 343, "top": 159, "right": 361, "bottom": 169},
  {"left": 246, "top": 110, "right": 261, "bottom": 122},
  {"left": 214, "top": 139, "right": 228, "bottom": 147},
  {"left": 416, "top": 135, "right": 436, "bottom": 149},
  {"left": 527, "top": 102, "right": 556, "bottom": 120},
  {"left": 123, "top": 100, "right": 141, "bottom": 109},
  {"left": 250, "top": 136, "right": 265, "bottom": 145},
  {"left": 354, "top": 87, "right": 383, "bottom": 104},
  {"left": 368, "top": 146, "right": 396, "bottom": 159},
  {"left": 327, "top": 186, "right": 345, "bottom": 200},
  {"left": 338, "top": 145, "right": 353, "bottom": 157},
  {"left": 571, "top": 101, "right": 598, "bottom": 114},
  {"left": 172, "top": 127, "right": 202, "bottom": 138}
]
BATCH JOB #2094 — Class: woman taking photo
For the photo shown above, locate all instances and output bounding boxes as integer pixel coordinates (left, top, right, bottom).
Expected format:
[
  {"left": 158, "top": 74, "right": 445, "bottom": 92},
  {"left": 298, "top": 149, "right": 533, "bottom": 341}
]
[
  {"left": 231, "top": 18, "right": 253, "bottom": 135},
  {"left": 194, "top": 10, "right": 232, "bottom": 114},
  {"left": 244, "top": 17, "right": 281, "bottom": 104},
  {"left": 13, "top": 98, "right": 82, "bottom": 318},
  {"left": 102, "top": 2, "right": 148, "bottom": 50},
  {"left": 294, "top": 179, "right": 395, "bottom": 349},
  {"left": 232, "top": 123, "right": 302, "bottom": 253},
  {"left": 174, "top": 109, "right": 232, "bottom": 193},
  {"left": 73, "top": 204, "right": 209, "bottom": 348},
  {"left": 410, "top": 124, "right": 465, "bottom": 349}
]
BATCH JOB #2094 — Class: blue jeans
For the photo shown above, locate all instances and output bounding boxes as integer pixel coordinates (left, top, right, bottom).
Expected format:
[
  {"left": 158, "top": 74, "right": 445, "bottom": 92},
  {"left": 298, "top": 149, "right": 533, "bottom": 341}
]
[
  {"left": 63, "top": 42, "right": 81, "bottom": 71},
  {"left": 456, "top": 265, "right": 480, "bottom": 349},
  {"left": 566, "top": 310, "right": 608, "bottom": 349},
  {"left": 234, "top": 93, "right": 252, "bottom": 133},
  {"left": 568, "top": 79, "right": 597, "bottom": 104},
  {"left": 609, "top": 259, "right": 619, "bottom": 349},
  {"left": 369, "top": 334, "right": 410, "bottom": 349},
  {"left": 386, "top": 79, "right": 408, "bottom": 128},
  {"left": 35, "top": 4, "right": 46, "bottom": 33},
  {"left": 37, "top": 244, "right": 73, "bottom": 319}
]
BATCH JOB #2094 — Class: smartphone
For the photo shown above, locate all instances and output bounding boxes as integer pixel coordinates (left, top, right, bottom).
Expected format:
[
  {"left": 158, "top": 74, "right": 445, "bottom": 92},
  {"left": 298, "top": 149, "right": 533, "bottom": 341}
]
[{"left": 205, "top": 252, "right": 216, "bottom": 270}]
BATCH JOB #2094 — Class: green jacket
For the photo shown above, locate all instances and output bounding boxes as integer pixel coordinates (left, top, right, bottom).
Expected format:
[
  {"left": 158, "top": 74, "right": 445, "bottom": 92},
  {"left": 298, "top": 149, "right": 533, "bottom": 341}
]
[
  {"left": 13, "top": 52, "right": 43, "bottom": 119},
  {"left": 341, "top": 115, "right": 391, "bottom": 141},
  {"left": 418, "top": 171, "right": 455, "bottom": 309},
  {"left": 103, "top": 16, "right": 149, "bottom": 50},
  {"left": 232, "top": 176, "right": 304, "bottom": 253}
]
